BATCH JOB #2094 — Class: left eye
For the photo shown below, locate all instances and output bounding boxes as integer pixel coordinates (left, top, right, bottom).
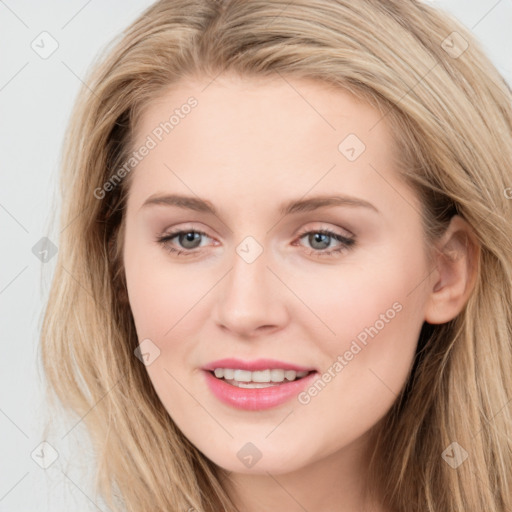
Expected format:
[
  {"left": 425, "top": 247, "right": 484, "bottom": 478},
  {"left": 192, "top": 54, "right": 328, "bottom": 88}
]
[
  {"left": 156, "top": 228, "right": 356, "bottom": 258},
  {"left": 295, "top": 229, "right": 355, "bottom": 257}
]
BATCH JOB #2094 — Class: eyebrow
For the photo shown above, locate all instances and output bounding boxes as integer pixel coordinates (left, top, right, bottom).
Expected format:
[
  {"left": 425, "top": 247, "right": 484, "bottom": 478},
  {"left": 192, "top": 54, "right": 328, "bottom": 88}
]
[{"left": 140, "top": 193, "right": 379, "bottom": 216}]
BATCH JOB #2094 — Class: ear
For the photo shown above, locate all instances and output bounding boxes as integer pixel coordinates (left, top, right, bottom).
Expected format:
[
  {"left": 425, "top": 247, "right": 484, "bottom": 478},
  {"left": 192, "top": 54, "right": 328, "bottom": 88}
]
[{"left": 424, "top": 215, "right": 480, "bottom": 325}]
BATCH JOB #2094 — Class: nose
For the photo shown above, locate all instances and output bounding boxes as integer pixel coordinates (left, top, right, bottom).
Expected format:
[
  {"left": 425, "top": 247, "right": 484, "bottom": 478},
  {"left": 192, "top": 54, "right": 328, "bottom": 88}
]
[{"left": 213, "top": 245, "right": 289, "bottom": 338}]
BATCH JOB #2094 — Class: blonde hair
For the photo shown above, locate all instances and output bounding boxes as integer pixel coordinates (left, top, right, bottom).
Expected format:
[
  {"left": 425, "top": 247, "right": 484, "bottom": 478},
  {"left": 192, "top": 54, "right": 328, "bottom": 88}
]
[{"left": 40, "top": 0, "right": 512, "bottom": 510}]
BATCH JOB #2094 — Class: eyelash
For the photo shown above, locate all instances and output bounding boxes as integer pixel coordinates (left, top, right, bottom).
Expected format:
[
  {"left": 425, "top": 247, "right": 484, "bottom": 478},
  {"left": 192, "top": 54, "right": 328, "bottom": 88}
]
[{"left": 155, "top": 226, "right": 356, "bottom": 259}]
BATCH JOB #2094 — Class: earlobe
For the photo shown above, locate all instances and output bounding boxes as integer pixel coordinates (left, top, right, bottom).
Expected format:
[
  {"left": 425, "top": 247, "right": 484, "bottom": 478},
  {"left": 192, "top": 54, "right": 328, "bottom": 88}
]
[{"left": 424, "top": 215, "right": 480, "bottom": 325}]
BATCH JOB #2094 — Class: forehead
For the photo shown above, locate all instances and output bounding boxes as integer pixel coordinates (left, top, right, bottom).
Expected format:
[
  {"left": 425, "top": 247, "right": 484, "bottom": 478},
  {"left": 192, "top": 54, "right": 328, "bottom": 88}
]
[
  {"left": 126, "top": 74, "right": 406, "bottom": 215},
  {"left": 134, "top": 74, "right": 391, "bottom": 149}
]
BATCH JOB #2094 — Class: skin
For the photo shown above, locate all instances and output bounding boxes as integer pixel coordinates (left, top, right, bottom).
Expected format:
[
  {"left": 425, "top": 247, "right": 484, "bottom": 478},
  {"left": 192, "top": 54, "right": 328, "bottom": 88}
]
[{"left": 122, "top": 73, "right": 478, "bottom": 512}]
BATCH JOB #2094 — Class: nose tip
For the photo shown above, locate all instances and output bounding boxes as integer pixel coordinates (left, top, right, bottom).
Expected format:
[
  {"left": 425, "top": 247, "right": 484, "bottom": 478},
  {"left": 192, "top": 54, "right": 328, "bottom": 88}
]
[{"left": 212, "top": 253, "right": 288, "bottom": 337}]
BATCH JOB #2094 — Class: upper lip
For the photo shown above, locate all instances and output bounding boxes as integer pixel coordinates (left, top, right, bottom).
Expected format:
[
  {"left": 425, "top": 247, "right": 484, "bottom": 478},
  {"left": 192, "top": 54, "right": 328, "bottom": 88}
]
[{"left": 202, "top": 358, "right": 316, "bottom": 372}]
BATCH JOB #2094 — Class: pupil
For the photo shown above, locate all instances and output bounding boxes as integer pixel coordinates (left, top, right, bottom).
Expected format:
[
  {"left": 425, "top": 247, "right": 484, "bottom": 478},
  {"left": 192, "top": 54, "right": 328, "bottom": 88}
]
[
  {"left": 311, "top": 233, "right": 329, "bottom": 249},
  {"left": 181, "top": 232, "right": 200, "bottom": 248}
]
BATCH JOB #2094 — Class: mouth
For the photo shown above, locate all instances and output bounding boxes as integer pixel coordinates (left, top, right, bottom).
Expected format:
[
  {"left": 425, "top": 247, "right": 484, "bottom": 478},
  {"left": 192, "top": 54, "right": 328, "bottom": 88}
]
[
  {"left": 202, "top": 368, "right": 319, "bottom": 411},
  {"left": 206, "top": 368, "right": 317, "bottom": 388}
]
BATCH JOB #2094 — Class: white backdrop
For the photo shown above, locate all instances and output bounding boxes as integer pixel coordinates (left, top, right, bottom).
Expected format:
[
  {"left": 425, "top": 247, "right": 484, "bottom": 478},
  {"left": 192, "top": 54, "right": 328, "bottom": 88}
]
[{"left": 1, "top": 1, "right": 511, "bottom": 510}]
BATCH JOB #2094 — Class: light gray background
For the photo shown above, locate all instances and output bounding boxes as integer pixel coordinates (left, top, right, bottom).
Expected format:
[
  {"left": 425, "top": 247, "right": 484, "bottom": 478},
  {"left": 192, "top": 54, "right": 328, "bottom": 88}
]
[{"left": 1, "top": 1, "right": 511, "bottom": 510}]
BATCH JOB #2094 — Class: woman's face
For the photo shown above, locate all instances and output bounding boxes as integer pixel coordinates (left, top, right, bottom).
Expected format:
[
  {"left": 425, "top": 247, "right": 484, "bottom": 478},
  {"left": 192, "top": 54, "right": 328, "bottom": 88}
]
[{"left": 122, "top": 74, "right": 434, "bottom": 474}]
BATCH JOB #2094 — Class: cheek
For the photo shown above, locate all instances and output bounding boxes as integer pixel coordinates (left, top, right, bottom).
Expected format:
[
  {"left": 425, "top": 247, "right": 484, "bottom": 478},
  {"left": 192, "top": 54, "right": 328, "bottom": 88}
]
[
  {"left": 123, "top": 246, "right": 206, "bottom": 413},
  {"left": 305, "top": 254, "right": 423, "bottom": 355},
  {"left": 123, "top": 237, "right": 207, "bottom": 339},
  {"left": 290, "top": 288, "right": 423, "bottom": 456},
  {"left": 301, "top": 245, "right": 426, "bottom": 397}
]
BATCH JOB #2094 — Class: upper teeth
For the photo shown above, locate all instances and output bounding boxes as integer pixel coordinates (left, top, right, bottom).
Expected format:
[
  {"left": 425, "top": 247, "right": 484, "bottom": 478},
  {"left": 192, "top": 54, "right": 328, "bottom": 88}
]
[{"left": 213, "top": 368, "right": 310, "bottom": 383}]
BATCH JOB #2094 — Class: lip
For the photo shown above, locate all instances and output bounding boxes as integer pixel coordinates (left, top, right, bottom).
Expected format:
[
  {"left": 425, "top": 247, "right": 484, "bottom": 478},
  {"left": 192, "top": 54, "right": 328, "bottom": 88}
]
[
  {"left": 203, "top": 369, "right": 318, "bottom": 411},
  {"left": 202, "top": 358, "right": 316, "bottom": 372}
]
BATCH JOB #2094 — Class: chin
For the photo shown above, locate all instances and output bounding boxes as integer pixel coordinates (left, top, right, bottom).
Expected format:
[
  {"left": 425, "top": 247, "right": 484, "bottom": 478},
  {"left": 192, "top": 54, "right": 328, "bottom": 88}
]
[{"left": 204, "top": 447, "right": 308, "bottom": 475}]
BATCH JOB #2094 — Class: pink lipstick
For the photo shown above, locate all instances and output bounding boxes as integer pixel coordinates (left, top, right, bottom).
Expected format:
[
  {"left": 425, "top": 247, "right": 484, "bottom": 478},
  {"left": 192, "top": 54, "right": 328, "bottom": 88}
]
[{"left": 202, "top": 358, "right": 318, "bottom": 411}]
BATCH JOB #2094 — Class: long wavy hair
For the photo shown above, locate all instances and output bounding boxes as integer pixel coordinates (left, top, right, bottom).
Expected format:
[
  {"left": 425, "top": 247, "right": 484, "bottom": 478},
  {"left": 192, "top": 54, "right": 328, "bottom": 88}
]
[{"left": 39, "top": 0, "right": 512, "bottom": 510}]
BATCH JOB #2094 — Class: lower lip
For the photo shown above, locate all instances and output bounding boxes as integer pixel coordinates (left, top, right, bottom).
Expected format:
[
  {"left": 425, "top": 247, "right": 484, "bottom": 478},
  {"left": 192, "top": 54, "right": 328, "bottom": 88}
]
[{"left": 202, "top": 370, "right": 318, "bottom": 411}]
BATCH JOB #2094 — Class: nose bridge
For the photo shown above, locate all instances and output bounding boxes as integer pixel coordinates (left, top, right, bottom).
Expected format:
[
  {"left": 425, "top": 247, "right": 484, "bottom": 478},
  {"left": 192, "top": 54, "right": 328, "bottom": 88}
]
[
  {"left": 226, "top": 236, "right": 271, "bottom": 308},
  {"left": 214, "top": 234, "right": 286, "bottom": 334}
]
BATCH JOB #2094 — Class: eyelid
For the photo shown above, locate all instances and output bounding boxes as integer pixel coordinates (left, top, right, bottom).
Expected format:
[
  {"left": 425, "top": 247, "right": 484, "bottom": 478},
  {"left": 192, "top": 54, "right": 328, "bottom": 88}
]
[
  {"left": 157, "top": 223, "right": 213, "bottom": 240},
  {"left": 295, "top": 222, "right": 354, "bottom": 239}
]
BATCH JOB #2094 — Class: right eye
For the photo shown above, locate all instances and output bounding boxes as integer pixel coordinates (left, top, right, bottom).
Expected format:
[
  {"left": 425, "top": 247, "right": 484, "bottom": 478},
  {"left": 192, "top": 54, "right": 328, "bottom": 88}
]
[{"left": 156, "top": 229, "right": 212, "bottom": 257}]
